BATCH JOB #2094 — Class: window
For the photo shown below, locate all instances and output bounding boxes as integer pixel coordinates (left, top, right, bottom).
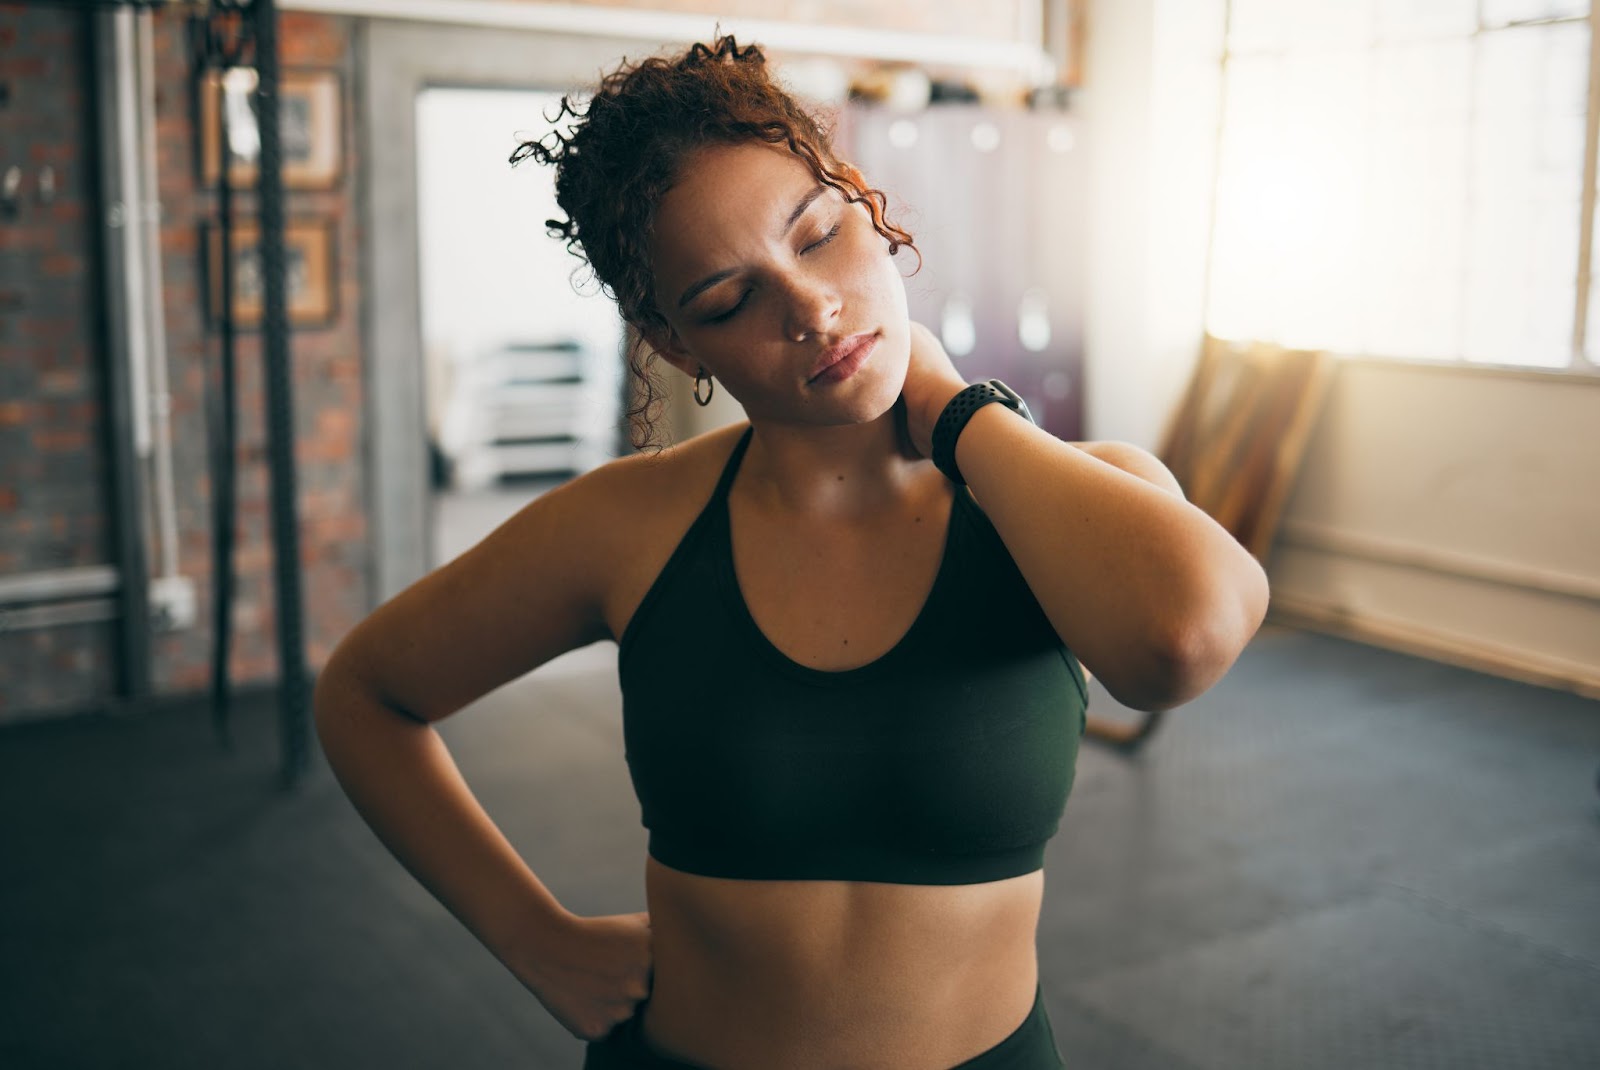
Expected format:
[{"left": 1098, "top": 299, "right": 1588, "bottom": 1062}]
[{"left": 1206, "top": 0, "right": 1600, "bottom": 372}]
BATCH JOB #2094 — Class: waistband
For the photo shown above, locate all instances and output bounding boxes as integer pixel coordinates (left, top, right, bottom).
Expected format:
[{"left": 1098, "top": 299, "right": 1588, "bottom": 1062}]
[{"left": 582, "top": 985, "right": 1063, "bottom": 1070}]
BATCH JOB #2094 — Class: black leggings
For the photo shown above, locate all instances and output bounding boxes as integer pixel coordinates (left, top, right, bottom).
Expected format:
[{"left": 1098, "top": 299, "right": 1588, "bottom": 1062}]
[{"left": 583, "top": 985, "right": 1065, "bottom": 1069}]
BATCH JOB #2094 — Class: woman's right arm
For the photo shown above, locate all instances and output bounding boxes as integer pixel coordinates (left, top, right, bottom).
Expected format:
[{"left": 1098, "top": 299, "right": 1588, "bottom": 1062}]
[{"left": 312, "top": 464, "right": 653, "bottom": 1040}]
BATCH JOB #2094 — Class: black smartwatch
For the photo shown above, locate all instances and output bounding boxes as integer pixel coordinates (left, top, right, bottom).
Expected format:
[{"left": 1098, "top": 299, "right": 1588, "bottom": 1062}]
[{"left": 930, "top": 379, "right": 1034, "bottom": 486}]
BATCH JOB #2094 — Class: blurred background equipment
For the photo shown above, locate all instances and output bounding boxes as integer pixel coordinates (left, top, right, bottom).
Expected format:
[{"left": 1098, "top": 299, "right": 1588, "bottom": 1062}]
[{"left": 438, "top": 337, "right": 619, "bottom": 490}]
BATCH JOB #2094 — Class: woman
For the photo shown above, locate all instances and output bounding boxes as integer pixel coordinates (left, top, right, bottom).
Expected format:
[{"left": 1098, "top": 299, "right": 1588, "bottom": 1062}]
[{"left": 314, "top": 36, "right": 1269, "bottom": 1070}]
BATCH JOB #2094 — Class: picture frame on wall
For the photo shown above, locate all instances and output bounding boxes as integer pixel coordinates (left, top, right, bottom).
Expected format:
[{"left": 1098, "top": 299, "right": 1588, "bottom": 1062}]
[
  {"left": 199, "top": 68, "right": 342, "bottom": 190},
  {"left": 204, "top": 219, "right": 337, "bottom": 329}
]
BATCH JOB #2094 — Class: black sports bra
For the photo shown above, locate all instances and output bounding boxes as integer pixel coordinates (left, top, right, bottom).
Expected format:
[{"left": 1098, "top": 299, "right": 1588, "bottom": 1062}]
[{"left": 617, "top": 427, "right": 1088, "bottom": 885}]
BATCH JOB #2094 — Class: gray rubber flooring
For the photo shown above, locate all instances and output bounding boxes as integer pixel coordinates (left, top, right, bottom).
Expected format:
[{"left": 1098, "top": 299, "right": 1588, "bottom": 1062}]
[{"left": 2, "top": 624, "right": 1597, "bottom": 1069}]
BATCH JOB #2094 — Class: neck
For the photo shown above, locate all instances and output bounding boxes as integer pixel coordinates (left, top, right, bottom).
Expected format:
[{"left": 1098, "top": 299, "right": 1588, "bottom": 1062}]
[{"left": 738, "top": 406, "right": 931, "bottom": 518}]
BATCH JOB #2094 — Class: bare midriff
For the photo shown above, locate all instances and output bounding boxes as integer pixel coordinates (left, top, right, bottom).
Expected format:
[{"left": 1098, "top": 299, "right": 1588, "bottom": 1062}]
[{"left": 638, "top": 855, "right": 1045, "bottom": 1070}]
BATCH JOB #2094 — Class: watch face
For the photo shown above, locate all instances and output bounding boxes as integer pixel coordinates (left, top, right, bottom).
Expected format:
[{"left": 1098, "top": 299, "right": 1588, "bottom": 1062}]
[
  {"left": 986, "top": 379, "right": 1036, "bottom": 426},
  {"left": 986, "top": 379, "right": 1022, "bottom": 405}
]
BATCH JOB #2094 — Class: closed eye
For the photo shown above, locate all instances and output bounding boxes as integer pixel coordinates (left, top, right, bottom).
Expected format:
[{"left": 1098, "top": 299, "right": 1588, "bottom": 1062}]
[
  {"left": 803, "top": 223, "right": 841, "bottom": 253},
  {"left": 705, "top": 290, "right": 751, "bottom": 324},
  {"left": 703, "top": 222, "right": 840, "bottom": 325}
]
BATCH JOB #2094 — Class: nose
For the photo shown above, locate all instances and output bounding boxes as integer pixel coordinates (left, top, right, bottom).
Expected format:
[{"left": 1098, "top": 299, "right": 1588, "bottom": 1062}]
[{"left": 781, "top": 270, "right": 841, "bottom": 343}]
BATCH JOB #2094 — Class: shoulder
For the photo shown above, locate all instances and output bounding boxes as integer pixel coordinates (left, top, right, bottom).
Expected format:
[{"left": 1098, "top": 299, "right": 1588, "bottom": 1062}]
[
  {"left": 560, "top": 420, "right": 750, "bottom": 535},
  {"left": 317, "top": 422, "right": 752, "bottom": 723},
  {"left": 557, "top": 421, "right": 751, "bottom": 636}
]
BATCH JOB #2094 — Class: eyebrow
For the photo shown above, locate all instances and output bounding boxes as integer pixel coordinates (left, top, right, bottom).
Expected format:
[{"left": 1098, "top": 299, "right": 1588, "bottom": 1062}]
[{"left": 676, "top": 184, "right": 829, "bottom": 310}]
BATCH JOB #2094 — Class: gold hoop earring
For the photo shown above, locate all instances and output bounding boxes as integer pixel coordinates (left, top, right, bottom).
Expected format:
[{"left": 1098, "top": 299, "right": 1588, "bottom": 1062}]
[{"left": 694, "top": 367, "right": 715, "bottom": 407}]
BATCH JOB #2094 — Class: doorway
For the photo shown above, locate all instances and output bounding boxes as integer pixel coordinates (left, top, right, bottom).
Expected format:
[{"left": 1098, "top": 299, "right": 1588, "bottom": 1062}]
[
  {"left": 362, "top": 22, "right": 643, "bottom": 599},
  {"left": 414, "top": 86, "right": 623, "bottom": 567}
]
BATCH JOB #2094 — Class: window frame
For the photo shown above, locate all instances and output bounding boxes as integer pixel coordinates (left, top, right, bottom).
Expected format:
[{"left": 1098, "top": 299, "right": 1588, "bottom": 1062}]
[{"left": 1205, "top": 1, "right": 1600, "bottom": 378}]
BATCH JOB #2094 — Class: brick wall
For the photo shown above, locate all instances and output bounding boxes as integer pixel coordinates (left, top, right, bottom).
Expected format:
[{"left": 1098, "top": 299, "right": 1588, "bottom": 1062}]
[
  {"left": 0, "top": 6, "right": 118, "bottom": 717},
  {"left": 147, "top": 9, "right": 367, "bottom": 699},
  {"left": 0, "top": 5, "right": 368, "bottom": 721}
]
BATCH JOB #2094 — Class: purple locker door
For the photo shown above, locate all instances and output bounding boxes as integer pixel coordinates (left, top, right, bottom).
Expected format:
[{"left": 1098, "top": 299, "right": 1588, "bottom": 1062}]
[{"left": 1018, "top": 110, "right": 1087, "bottom": 443}]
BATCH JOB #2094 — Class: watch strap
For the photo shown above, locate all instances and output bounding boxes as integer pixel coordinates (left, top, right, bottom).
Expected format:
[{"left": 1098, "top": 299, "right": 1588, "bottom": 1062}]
[{"left": 930, "top": 380, "right": 1030, "bottom": 486}]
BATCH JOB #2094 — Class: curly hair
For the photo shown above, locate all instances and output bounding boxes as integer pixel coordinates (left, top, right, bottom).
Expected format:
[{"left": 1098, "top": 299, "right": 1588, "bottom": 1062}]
[{"left": 511, "top": 34, "right": 917, "bottom": 450}]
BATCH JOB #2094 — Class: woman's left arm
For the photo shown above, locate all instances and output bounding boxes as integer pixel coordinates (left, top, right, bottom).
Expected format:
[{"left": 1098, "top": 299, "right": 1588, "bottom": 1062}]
[{"left": 901, "top": 326, "right": 1270, "bottom": 713}]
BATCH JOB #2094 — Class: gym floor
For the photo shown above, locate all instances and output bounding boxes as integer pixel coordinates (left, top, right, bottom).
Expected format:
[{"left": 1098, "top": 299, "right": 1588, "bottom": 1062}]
[{"left": 2, "top": 486, "right": 1596, "bottom": 1068}]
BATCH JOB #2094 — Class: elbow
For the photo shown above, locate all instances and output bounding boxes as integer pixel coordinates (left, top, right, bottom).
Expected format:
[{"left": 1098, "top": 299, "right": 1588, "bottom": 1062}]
[
  {"left": 313, "top": 646, "right": 432, "bottom": 744},
  {"left": 1171, "top": 559, "right": 1267, "bottom": 700},
  {"left": 313, "top": 647, "right": 382, "bottom": 740},
  {"left": 1153, "top": 560, "right": 1271, "bottom": 709},
  {"left": 312, "top": 638, "right": 364, "bottom": 717},
  {"left": 311, "top": 652, "right": 355, "bottom": 743}
]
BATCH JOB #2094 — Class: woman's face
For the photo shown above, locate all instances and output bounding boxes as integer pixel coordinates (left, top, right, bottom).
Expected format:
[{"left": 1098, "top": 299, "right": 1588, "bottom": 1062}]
[{"left": 646, "top": 140, "right": 911, "bottom": 428}]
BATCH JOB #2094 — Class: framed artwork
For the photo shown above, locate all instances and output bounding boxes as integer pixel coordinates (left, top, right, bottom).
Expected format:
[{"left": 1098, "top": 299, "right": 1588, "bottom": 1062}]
[
  {"left": 199, "top": 68, "right": 342, "bottom": 190},
  {"left": 204, "top": 218, "right": 336, "bottom": 329}
]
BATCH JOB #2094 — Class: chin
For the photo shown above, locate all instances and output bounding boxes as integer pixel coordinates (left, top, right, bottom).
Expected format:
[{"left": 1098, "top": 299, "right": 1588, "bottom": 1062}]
[
  {"left": 879, "top": 335, "right": 913, "bottom": 394},
  {"left": 853, "top": 362, "right": 911, "bottom": 425}
]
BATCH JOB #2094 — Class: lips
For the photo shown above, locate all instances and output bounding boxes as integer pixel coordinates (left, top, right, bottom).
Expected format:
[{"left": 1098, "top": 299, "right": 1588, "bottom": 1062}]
[{"left": 806, "top": 332, "right": 878, "bottom": 385}]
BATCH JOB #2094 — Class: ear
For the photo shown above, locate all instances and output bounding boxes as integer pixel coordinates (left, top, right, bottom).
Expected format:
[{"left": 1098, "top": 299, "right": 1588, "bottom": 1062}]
[{"left": 643, "top": 325, "right": 697, "bottom": 377}]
